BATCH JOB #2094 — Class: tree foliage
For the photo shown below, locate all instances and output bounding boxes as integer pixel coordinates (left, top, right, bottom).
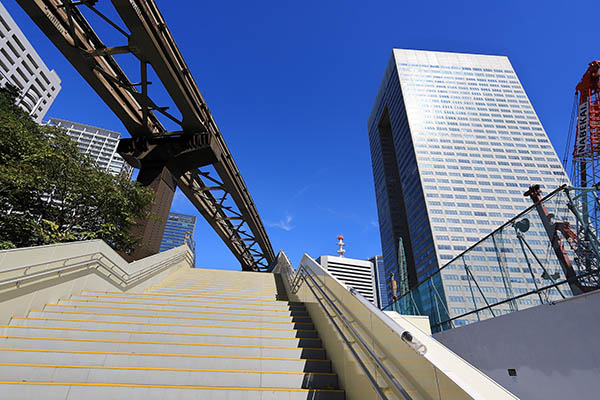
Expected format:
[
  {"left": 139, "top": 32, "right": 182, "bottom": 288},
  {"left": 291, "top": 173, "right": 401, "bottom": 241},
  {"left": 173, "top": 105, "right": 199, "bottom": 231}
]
[{"left": 0, "top": 87, "right": 154, "bottom": 252}]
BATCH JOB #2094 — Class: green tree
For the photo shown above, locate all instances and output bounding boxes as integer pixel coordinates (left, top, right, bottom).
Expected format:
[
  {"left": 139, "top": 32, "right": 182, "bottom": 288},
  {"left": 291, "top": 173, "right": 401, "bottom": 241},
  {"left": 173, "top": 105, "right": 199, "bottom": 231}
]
[{"left": 0, "top": 86, "right": 154, "bottom": 253}]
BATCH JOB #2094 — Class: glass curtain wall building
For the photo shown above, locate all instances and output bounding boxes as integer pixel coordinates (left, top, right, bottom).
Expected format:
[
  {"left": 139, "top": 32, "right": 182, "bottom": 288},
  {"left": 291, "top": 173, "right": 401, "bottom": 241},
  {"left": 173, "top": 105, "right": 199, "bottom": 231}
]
[
  {"left": 370, "top": 255, "right": 389, "bottom": 308},
  {"left": 368, "top": 49, "right": 570, "bottom": 326},
  {"left": 160, "top": 212, "right": 197, "bottom": 253}
]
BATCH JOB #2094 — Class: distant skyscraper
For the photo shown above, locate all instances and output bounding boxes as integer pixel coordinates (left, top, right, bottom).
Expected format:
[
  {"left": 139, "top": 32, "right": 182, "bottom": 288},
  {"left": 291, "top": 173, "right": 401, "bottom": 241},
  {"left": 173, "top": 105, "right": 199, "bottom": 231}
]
[
  {"left": 0, "top": 2, "right": 60, "bottom": 122},
  {"left": 368, "top": 49, "right": 570, "bottom": 321},
  {"left": 369, "top": 255, "right": 389, "bottom": 308},
  {"left": 317, "top": 255, "right": 377, "bottom": 305},
  {"left": 47, "top": 117, "right": 133, "bottom": 178},
  {"left": 160, "top": 212, "right": 197, "bottom": 253}
]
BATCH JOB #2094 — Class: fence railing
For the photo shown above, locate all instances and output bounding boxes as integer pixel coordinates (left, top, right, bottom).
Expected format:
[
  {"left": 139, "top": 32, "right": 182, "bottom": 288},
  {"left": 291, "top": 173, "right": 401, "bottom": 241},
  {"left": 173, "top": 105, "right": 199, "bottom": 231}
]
[{"left": 384, "top": 184, "right": 600, "bottom": 332}]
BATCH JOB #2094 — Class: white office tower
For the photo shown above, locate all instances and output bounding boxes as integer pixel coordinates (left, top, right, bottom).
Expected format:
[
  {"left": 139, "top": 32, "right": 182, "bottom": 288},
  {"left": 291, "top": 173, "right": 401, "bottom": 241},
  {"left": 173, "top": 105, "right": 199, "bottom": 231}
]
[
  {"left": 369, "top": 49, "right": 572, "bottom": 328},
  {"left": 0, "top": 2, "right": 61, "bottom": 122},
  {"left": 317, "top": 255, "right": 377, "bottom": 305},
  {"left": 48, "top": 117, "right": 133, "bottom": 178}
]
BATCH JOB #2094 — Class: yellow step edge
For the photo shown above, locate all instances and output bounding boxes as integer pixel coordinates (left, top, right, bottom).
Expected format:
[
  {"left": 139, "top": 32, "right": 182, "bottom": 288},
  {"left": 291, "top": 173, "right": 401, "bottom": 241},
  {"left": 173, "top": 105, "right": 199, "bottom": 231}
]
[
  {"left": 148, "top": 284, "right": 279, "bottom": 288},
  {"left": 0, "top": 362, "right": 336, "bottom": 376},
  {"left": 59, "top": 298, "right": 305, "bottom": 312},
  {"left": 0, "top": 348, "right": 329, "bottom": 363},
  {"left": 155, "top": 284, "right": 278, "bottom": 288},
  {"left": 0, "top": 381, "right": 344, "bottom": 392},
  {"left": 149, "top": 283, "right": 278, "bottom": 287},
  {"left": 31, "top": 310, "right": 313, "bottom": 324},
  {"left": 157, "top": 283, "right": 277, "bottom": 287},
  {"left": 1, "top": 336, "right": 325, "bottom": 350},
  {"left": 81, "top": 291, "right": 291, "bottom": 303},
  {"left": 13, "top": 317, "right": 317, "bottom": 333},
  {"left": 42, "top": 304, "right": 311, "bottom": 318},
  {"left": 1, "top": 325, "right": 322, "bottom": 341},
  {"left": 148, "top": 288, "right": 280, "bottom": 295},
  {"left": 149, "top": 286, "right": 278, "bottom": 289},
  {"left": 144, "top": 290, "right": 284, "bottom": 299},
  {"left": 146, "top": 292, "right": 284, "bottom": 299},
  {"left": 70, "top": 295, "right": 301, "bottom": 308}
]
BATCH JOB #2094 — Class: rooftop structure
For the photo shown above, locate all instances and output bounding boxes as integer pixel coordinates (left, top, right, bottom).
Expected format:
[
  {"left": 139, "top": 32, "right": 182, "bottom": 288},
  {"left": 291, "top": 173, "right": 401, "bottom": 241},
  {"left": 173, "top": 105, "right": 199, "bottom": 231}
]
[{"left": 317, "top": 255, "right": 377, "bottom": 305}]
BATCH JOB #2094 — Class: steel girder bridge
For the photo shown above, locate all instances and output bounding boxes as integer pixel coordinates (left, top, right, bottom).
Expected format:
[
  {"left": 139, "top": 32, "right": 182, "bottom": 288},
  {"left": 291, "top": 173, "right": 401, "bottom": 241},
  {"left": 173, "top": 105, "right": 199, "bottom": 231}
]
[{"left": 18, "top": 0, "right": 275, "bottom": 271}]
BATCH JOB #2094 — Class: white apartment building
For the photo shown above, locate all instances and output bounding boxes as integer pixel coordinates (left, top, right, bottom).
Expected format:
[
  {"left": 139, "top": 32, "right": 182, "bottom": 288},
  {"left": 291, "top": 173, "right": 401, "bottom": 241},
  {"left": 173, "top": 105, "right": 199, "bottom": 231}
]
[
  {"left": 317, "top": 255, "right": 377, "bottom": 305},
  {"left": 47, "top": 117, "right": 133, "bottom": 178},
  {"left": 0, "top": 1, "right": 60, "bottom": 122}
]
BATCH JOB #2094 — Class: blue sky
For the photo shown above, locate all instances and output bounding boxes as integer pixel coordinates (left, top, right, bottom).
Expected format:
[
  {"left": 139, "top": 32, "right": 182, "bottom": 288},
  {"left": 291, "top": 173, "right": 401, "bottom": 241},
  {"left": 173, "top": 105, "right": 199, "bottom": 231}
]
[{"left": 5, "top": 0, "right": 600, "bottom": 269}]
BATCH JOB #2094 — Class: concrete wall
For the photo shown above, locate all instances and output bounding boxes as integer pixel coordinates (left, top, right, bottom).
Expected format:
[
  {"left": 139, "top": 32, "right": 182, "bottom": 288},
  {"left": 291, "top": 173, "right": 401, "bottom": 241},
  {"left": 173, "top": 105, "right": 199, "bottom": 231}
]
[
  {"left": 0, "top": 240, "right": 193, "bottom": 324},
  {"left": 434, "top": 290, "right": 600, "bottom": 400}
]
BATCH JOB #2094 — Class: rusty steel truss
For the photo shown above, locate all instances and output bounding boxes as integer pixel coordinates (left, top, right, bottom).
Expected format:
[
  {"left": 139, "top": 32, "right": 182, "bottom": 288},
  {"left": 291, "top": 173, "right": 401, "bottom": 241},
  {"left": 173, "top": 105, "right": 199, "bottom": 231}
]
[{"left": 18, "top": 0, "right": 274, "bottom": 271}]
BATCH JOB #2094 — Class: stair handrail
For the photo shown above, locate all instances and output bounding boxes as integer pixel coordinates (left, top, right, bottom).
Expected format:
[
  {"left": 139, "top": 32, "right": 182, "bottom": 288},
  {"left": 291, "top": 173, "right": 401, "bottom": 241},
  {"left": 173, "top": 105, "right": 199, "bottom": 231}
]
[
  {"left": 274, "top": 253, "right": 416, "bottom": 400},
  {"left": 0, "top": 242, "right": 193, "bottom": 290}
]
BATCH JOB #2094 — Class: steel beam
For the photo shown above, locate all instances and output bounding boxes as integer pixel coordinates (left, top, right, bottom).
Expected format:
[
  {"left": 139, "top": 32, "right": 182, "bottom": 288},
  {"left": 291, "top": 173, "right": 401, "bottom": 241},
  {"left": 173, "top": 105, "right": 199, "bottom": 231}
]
[{"left": 18, "top": 0, "right": 274, "bottom": 270}]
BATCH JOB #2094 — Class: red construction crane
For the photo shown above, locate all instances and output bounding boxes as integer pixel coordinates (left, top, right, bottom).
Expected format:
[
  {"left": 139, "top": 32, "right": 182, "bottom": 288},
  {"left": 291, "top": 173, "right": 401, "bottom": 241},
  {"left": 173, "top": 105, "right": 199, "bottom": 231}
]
[
  {"left": 573, "top": 61, "right": 600, "bottom": 187},
  {"left": 523, "top": 63, "right": 600, "bottom": 296}
]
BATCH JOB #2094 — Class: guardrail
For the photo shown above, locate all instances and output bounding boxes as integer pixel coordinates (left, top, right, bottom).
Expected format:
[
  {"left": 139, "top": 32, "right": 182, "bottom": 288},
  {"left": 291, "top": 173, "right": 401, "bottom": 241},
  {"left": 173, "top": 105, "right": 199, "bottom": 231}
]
[
  {"left": 273, "top": 251, "right": 519, "bottom": 400},
  {"left": 292, "top": 262, "right": 417, "bottom": 399},
  {"left": 0, "top": 239, "right": 194, "bottom": 324},
  {"left": 0, "top": 250, "right": 189, "bottom": 290}
]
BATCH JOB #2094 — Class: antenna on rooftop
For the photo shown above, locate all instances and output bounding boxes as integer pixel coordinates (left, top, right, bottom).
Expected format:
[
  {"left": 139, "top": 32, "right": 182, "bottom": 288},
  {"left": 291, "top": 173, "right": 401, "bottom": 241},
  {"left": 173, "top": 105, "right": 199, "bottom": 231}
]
[{"left": 336, "top": 235, "right": 346, "bottom": 258}]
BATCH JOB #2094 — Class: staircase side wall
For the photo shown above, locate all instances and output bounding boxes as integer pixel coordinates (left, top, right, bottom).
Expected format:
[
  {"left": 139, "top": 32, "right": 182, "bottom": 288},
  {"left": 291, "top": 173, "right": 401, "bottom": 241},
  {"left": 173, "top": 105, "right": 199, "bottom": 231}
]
[{"left": 0, "top": 240, "right": 192, "bottom": 324}]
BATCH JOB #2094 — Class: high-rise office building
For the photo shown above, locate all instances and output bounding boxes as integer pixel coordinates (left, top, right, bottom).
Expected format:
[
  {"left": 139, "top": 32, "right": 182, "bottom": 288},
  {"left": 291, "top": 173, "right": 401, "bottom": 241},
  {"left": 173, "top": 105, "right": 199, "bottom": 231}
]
[
  {"left": 160, "top": 212, "right": 197, "bottom": 253},
  {"left": 369, "top": 255, "right": 389, "bottom": 308},
  {"left": 47, "top": 117, "right": 133, "bottom": 178},
  {"left": 368, "top": 49, "right": 570, "bottom": 321},
  {"left": 0, "top": 2, "right": 61, "bottom": 122},
  {"left": 317, "top": 255, "right": 377, "bottom": 305}
]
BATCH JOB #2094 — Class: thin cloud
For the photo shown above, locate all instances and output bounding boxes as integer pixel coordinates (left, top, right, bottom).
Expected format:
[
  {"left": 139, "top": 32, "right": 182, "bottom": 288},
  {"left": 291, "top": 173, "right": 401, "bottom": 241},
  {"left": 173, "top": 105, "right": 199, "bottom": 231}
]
[
  {"left": 268, "top": 214, "right": 294, "bottom": 231},
  {"left": 315, "top": 203, "right": 378, "bottom": 232}
]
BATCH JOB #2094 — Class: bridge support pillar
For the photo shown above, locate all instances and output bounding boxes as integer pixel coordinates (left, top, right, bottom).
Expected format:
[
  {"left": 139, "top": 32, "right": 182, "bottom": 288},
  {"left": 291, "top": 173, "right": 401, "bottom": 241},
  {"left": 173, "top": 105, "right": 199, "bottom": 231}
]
[{"left": 121, "top": 165, "right": 177, "bottom": 262}]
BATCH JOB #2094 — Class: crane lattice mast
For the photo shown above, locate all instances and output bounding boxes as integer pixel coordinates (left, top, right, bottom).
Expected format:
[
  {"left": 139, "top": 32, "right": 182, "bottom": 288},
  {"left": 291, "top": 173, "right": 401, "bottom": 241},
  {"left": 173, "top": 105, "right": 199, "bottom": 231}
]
[{"left": 573, "top": 61, "right": 600, "bottom": 233}]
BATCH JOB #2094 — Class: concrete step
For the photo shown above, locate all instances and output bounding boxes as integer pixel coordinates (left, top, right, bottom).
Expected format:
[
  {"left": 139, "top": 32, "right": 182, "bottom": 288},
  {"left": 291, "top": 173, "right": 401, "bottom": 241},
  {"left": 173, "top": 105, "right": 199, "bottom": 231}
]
[
  {"left": 42, "top": 304, "right": 312, "bottom": 322},
  {"left": 158, "top": 282, "right": 279, "bottom": 290},
  {"left": 10, "top": 317, "right": 320, "bottom": 338},
  {"left": 146, "top": 292, "right": 286, "bottom": 300},
  {"left": 0, "top": 337, "right": 327, "bottom": 359},
  {"left": 28, "top": 310, "right": 315, "bottom": 329},
  {"left": 0, "top": 382, "right": 345, "bottom": 400},
  {"left": 73, "top": 292, "right": 300, "bottom": 307},
  {"left": 149, "top": 283, "right": 279, "bottom": 291},
  {"left": 61, "top": 297, "right": 306, "bottom": 313},
  {"left": 143, "top": 291, "right": 289, "bottom": 301},
  {"left": 1, "top": 325, "right": 323, "bottom": 347},
  {"left": 0, "top": 364, "right": 339, "bottom": 389},
  {"left": 0, "top": 349, "right": 332, "bottom": 372}
]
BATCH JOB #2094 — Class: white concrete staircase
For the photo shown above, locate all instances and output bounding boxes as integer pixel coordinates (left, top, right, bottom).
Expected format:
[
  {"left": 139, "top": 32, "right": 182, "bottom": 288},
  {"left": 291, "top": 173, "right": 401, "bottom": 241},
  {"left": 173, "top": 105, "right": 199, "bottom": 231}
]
[{"left": 0, "top": 268, "right": 344, "bottom": 399}]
